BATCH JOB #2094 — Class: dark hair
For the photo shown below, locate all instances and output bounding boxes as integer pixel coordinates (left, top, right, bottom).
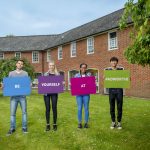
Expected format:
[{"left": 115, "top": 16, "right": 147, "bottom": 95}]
[
  {"left": 80, "top": 63, "right": 88, "bottom": 68},
  {"left": 17, "top": 59, "right": 24, "bottom": 64},
  {"left": 110, "top": 57, "right": 118, "bottom": 62}
]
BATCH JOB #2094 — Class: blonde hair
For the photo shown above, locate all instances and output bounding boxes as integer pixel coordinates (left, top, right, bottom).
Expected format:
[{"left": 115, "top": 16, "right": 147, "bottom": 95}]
[{"left": 48, "top": 60, "right": 59, "bottom": 75}]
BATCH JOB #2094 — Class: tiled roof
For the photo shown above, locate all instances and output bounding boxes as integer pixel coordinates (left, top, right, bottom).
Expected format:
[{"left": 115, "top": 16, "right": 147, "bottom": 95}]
[{"left": 0, "top": 8, "right": 132, "bottom": 52}]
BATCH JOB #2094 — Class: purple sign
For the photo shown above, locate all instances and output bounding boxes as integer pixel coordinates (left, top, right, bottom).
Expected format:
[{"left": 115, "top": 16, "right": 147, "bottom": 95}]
[
  {"left": 38, "top": 75, "right": 64, "bottom": 94},
  {"left": 70, "top": 76, "right": 96, "bottom": 96}
]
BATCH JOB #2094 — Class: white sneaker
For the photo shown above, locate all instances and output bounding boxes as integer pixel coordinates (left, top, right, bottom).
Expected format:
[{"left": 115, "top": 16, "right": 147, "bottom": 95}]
[
  {"left": 110, "top": 122, "right": 116, "bottom": 129},
  {"left": 117, "top": 122, "right": 122, "bottom": 129}
]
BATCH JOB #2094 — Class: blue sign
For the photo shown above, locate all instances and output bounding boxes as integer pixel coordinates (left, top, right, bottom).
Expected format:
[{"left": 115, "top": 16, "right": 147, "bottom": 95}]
[{"left": 3, "top": 77, "right": 31, "bottom": 96}]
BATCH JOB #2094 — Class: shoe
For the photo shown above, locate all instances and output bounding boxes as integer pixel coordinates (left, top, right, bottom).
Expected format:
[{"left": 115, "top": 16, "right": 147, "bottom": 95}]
[
  {"left": 117, "top": 122, "right": 122, "bottom": 130},
  {"left": 45, "top": 124, "right": 50, "bottom": 131},
  {"left": 6, "top": 129, "right": 15, "bottom": 136},
  {"left": 84, "top": 123, "right": 88, "bottom": 128},
  {"left": 53, "top": 124, "right": 57, "bottom": 131},
  {"left": 78, "top": 123, "right": 82, "bottom": 129},
  {"left": 22, "top": 128, "right": 28, "bottom": 133},
  {"left": 110, "top": 122, "right": 116, "bottom": 129}
]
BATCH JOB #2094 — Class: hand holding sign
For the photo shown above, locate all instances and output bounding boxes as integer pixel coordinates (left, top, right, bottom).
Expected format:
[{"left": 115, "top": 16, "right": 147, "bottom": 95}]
[
  {"left": 38, "top": 75, "right": 64, "bottom": 94},
  {"left": 104, "top": 70, "right": 130, "bottom": 88},
  {"left": 70, "top": 76, "right": 96, "bottom": 96},
  {"left": 3, "top": 77, "right": 31, "bottom": 96}
]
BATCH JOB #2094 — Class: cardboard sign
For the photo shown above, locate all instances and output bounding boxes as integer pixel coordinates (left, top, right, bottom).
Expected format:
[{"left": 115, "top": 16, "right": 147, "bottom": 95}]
[
  {"left": 70, "top": 76, "right": 96, "bottom": 96},
  {"left": 104, "top": 70, "right": 130, "bottom": 88},
  {"left": 3, "top": 77, "right": 31, "bottom": 96},
  {"left": 38, "top": 75, "right": 64, "bottom": 94}
]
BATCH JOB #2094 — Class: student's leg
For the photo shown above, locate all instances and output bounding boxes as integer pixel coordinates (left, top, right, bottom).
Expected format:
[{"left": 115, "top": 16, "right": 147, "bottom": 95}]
[
  {"left": 51, "top": 94, "right": 58, "bottom": 125},
  {"left": 10, "top": 97, "right": 18, "bottom": 130},
  {"left": 44, "top": 95, "right": 50, "bottom": 124},
  {"left": 116, "top": 90, "right": 123, "bottom": 122},
  {"left": 83, "top": 95, "right": 90, "bottom": 124},
  {"left": 76, "top": 96, "right": 83, "bottom": 123},
  {"left": 109, "top": 92, "right": 116, "bottom": 122},
  {"left": 19, "top": 96, "right": 27, "bottom": 130}
]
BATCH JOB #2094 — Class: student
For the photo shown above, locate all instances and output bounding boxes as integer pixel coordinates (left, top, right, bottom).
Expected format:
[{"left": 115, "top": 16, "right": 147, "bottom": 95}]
[
  {"left": 74, "top": 63, "right": 91, "bottom": 129},
  {"left": 106, "top": 57, "right": 124, "bottom": 129},
  {"left": 43, "top": 60, "right": 60, "bottom": 131},
  {"left": 6, "top": 59, "right": 28, "bottom": 136}
]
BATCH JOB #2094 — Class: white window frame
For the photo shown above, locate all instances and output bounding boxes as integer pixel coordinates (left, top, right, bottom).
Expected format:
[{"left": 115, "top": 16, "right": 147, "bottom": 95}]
[
  {"left": 68, "top": 70, "right": 79, "bottom": 90},
  {"left": 58, "top": 46, "right": 63, "bottom": 60},
  {"left": 15, "top": 52, "right": 21, "bottom": 58},
  {"left": 86, "top": 68, "right": 99, "bottom": 93},
  {"left": 87, "top": 37, "right": 94, "bottom": 54},
  {"left": 47, "top": 50, "right": 51, "bottom": 62},
  {"left": 71, "top": 42, "right": 76, "bottom": 57},
  {"left": 32, "top": 51, "right": 39, "bottom": 63},
  {"left": 0, "top": 52, "right": 4, "bottom": 60},
  {"left": 108, "top": 31, "right": 118, "bottom": 50}
]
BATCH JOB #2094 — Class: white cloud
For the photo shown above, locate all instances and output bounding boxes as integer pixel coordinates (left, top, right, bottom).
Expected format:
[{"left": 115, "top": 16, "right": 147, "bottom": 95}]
[{"left": 0, "top": 0, "right": 137, "bottom": 36}]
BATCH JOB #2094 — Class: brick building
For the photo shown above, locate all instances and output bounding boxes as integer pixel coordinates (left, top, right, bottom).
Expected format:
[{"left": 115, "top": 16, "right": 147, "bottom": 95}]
[{"left": 0, "top": 8, "right": 150, "bottom": 98}]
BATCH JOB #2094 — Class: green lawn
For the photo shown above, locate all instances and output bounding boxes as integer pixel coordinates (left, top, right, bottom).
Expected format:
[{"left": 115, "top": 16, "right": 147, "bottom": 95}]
[{"left": 0, "top": 90, "right": 150, "bottom": 150}]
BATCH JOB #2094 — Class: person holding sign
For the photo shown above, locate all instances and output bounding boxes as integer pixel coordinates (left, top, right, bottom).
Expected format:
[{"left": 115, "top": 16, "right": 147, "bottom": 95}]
[
  {"left": 43, "top": 60, "right": 60, "bottom": 131},
  {"left": 74, "top": 63, "right": 91, "bottom": 129},
  {"left": 6, "top": 59, "right": 29, "bottom": 136},
  {"left": 105, "top": 57, "right": 124, "bottom": 129}
]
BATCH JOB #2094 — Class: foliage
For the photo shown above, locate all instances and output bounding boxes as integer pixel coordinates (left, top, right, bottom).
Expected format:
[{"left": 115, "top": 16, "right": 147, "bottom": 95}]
[
  {"left": 119, "top": 0, "right": 150, "bottom": 66},
  {"left": 0, "top": 57, "right": 35, "bottom": 82}
]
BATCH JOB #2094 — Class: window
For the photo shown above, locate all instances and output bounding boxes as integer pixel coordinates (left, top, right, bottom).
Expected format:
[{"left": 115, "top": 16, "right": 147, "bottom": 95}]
[
  {"left": 87, "top": 37, "right": 94, "bottom": 54},
  {"left": 59, "top": 71, "right": 66, "bottom": 90},
  {"left": 32, "top": 51, "right": 39, "bottom": 63},
  {"left": 68, "top": 70, "right": 79, "bottom": 90},
  {"left": 0, "top": 52, "right": 4, "bottom": 60},
  {"left": 47, "top": 50, "right": 51, "bottom": 62},
  {"left": 71, "top": 42, "right": 76, "bottom": 57},
  {"left": 32, "top": 72, "right": 42, "bottom": 88},
  {"left": 15, "top": 52, "right": 21, "bottom": 58},
  {"left": 58, "top": 46, "right": 63, "bottom": 60},
  {"left": 87, "top": 68, "right": 99, "bottom": 93},
  {"left": 108, "top": 31, "right": 118, "bottom": 50}
]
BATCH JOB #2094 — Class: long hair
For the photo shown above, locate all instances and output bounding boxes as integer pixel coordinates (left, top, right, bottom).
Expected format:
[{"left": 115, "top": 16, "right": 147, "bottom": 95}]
[{"left": 48, "top": 60, "right": 59, "bottom": 75}]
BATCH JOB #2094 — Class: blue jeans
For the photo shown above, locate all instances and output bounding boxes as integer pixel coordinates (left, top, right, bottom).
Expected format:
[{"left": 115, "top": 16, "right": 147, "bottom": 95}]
[
  {"left": 76, "top": 95, "right": 90, "bottom": 123},
  {"left": 10, "top": 96, "right": 27, "bottom": 129}
]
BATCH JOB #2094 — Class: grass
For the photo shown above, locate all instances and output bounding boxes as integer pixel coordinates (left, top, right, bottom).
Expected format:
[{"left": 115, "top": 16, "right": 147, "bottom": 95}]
[{"left": 0, "top": 90, "right": 150, "bottom": 150}]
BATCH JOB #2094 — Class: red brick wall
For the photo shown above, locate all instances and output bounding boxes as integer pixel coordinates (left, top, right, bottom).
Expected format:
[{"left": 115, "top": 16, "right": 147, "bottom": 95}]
[
  {"left": 4, "top": 51, "right": 44, "bottom": 73},
  {"left": 43, "top": 27, "right": 150, "bottom": 98},
  {"left": 2, "top": 27, "right": 150, "bottom": 98}
]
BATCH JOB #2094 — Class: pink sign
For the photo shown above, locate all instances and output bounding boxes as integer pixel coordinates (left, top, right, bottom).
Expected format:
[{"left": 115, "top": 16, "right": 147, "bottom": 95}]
[{"left": 70, "top": 76, "right": 96, "bottom": 96}]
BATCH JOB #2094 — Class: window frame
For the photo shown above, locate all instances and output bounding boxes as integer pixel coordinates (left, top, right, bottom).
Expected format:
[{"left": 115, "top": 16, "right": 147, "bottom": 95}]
[
  {"left": 68, "top": 70, "right": 79, "bottom": 90},
  {"left": 87, "top": 37, "right": 94, "bottom": 54},
  {"left": 58, "top": 46, "right": 63, "bottom": 60},
  {"left": 32, "top": 51, "right": 39, "bottom": 63},
  {"left": 70, "top": 41, "right": 77, "bottom": 57},
  {"left": 15, "top": 52, "right": 21, "bottom": 58},
  {"left": 0, "top": 52, "right": 4, "bottom": 60},
  {"left": 47, "top": 50, "right": 51, "bottom": 62},
  {"left": 108, "top": 31, "right": 118, "bottom": 50}
]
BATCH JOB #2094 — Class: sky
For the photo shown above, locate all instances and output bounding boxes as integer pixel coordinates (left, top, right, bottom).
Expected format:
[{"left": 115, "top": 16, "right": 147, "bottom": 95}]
[{"left": 0, "top": 0, "right": 137, "bottom": 37}]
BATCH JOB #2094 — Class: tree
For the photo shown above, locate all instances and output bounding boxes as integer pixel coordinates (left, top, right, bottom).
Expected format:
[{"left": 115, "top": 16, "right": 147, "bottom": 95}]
[
  {"left": 119, "top": 0, "right": 150, "bottom": 66},
  {"left": 0, "top": 57, "right": 35, "bottom": 82}
]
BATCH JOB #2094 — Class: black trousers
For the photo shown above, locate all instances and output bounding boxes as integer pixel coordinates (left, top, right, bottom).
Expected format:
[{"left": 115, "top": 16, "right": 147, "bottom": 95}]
[
  {"left": 44, "top": 94, "right": 58, "bottom": 124},
  {"left": 109, "top": 89, "right": 123, "bottom": 122}
]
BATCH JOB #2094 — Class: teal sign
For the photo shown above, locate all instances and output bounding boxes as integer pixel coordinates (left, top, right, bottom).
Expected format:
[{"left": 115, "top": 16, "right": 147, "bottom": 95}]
[{"left": 104, "top": 70, "right": 130, "bottom": 88}]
